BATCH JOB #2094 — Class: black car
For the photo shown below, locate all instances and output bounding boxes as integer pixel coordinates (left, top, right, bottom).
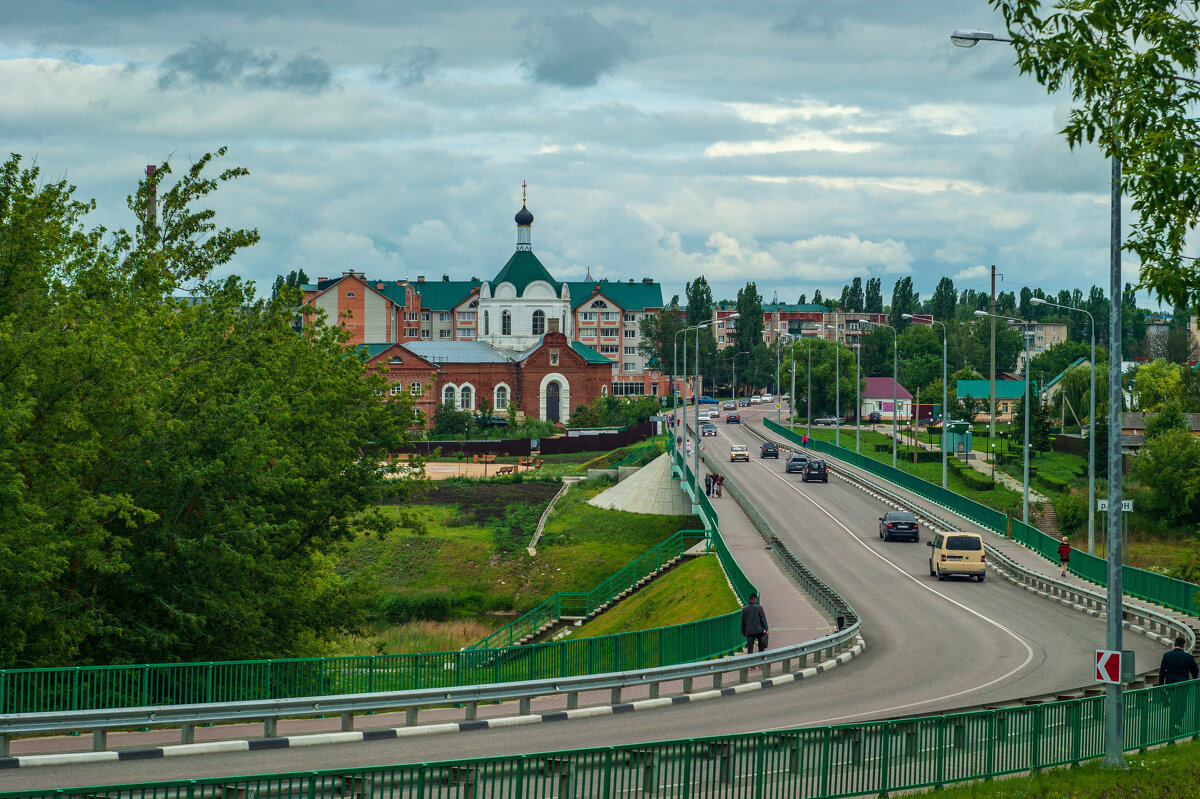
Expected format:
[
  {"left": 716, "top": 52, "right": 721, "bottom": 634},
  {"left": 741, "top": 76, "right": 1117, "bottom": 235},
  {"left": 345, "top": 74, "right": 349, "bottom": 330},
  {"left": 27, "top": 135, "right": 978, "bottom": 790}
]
[
  {"left": 737, "top": 398, "right": 751, "bottom": 407},
  {"left": 879, "top": 510, "right": 920, "bottom": 542},
  {"left": 785, "top": 453, "right": 807, "bottom": 473},
  {"left": 726, "top": 413, "right": 741, "bottom": 423},
  {"left": 760, "top": 441, "right": 780, "bottom": 458},
  {"left": 701, "top": 423, "right": 718, "bottom": 436},
  {"left": 868, "top": 411, "right": 883, "bottom": 423},
  {"left": 802, "top": 460, "right": 828, "bottom": 482}
]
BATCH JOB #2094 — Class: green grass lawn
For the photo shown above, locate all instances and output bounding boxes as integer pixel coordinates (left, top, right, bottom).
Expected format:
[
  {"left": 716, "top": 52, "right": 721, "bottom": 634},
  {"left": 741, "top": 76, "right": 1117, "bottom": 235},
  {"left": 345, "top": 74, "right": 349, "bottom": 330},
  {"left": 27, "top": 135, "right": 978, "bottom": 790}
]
[
  {"left": 571, "top": 554, "right": 739, "bottom": 639},
  {"left": 922, "top": 740, "right": 1200, "bottom": 798}
]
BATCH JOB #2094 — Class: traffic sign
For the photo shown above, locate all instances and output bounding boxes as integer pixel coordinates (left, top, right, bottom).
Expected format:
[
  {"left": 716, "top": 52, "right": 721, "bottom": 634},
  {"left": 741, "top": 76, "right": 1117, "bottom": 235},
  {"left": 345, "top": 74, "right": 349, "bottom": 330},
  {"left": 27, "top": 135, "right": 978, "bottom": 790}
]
[
  {"left": 774, "top": 403, "right": 781, "bottom": 409},
  {"left": 1095, "top": 649, "right": 1121, "bottom": 684},
  {"left": 1096, "top": 499, "right": 1134, "bottom": 512}
]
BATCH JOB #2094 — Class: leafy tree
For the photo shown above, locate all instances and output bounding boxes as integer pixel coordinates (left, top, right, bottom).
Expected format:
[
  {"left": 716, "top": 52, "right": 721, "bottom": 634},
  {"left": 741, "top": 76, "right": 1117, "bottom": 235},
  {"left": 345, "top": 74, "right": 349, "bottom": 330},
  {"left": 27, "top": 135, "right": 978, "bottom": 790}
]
[
  {"left": 1013, "top": 394, "right": 1053, "bottom": 452},
  {"left": 0, "top": 152, "right": 412, "bottom": 668},
  {"left": 431, "top": 401, "right": 473, "bottom": 437},
  {"left": 796, "top": 293, "right": 807, "bottom": 305},
  {"left": 888, "top": 277, "right": 919, "bottom": 330},
  {"left": 812, "top": 289, "right": 823, "bottom": 306},
  {"left": 638, "top": 298, "right": 687, "bottom": 377},
  {"left": 991, "top": 0, "right": 1200, "bottom": 308},
  {"left": 1122, "top": 283, "right": 1148, "bottom": 356},
  {"left": 1018, "top": 286, "right": 1034, "bottom": 320},
  {"left": 931, "top": 277, "right": 956, "bottom": 322},
  {"left": 968, "top": 319, "right": 1023, "bottom": 375},
  {"left": 684, "top": 276, "right": 713, "bottom": 327},
  {"left": 864, "top": 278, "right": 883, "bottom": 313},
  {"left": 733, "top": 282, "right": 765, "bottom": 355},
  {"left": 1134, "top": 359, "right": 1186, "bottom": 411},
  {"left": 859, "top": 324, "right": 895, "bottom": 378},
  {"left": 1144, "top": 399, "right": 1188, "bottom": 440},
  {"left": 271, "top": 268, "right": 311, "bottom": 299},
  {"left": 1028, "top": 340, "right": 1100, "bottom": 386},
  {"left": 784, "top": 339, "right": 860, "bottom": 418},
  {"left": 843, "top": 277, "right": 865, "bottom": 313},
  {"left": 1130, "top": 428, "right": 1200, "bottom": 527}
]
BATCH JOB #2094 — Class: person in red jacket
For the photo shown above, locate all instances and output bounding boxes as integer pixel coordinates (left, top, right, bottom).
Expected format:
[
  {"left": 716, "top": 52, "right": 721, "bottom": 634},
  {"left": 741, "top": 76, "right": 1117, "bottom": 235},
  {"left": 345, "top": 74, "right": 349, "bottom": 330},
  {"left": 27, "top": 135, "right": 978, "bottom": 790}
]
[{"left": 1058, "top": 535, "right": 1071, "bottom": 577}]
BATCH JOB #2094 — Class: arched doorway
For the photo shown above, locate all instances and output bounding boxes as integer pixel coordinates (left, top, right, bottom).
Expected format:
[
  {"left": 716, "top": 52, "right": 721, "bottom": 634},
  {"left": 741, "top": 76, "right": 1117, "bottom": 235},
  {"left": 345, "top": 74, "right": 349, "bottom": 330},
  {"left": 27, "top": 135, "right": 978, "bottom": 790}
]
[{"left": 546, "top": 381, "right": 561, "bottom": 423}]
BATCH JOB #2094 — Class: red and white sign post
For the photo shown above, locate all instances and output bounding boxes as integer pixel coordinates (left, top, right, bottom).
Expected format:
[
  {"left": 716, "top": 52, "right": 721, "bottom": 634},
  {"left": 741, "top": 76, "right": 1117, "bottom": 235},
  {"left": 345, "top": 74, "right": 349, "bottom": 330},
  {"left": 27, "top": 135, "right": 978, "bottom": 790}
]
[{"left": 1095, "top": 649, "right": 1122, "bottom": 684}]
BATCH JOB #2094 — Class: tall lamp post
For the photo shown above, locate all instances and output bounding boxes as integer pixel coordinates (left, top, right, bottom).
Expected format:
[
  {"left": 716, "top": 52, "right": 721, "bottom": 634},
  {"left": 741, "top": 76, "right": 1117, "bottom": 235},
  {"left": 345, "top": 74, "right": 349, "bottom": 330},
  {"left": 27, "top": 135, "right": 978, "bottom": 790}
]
[
  {"left": 732, "top": 350, "right": 749, "bottom": 404},
  {"left": 824, "top": 325, "right": 843, "bottom": 447},
  {"left": 1033, "top": 297, "right": 1097, "bottom": 554},
  {"left": 686, "top": 315, "right": 738, "bottom": 501},
  {"left": 855, "top": 342, "right": 862, "bottom": 453},
  {"left": 955, "top": 27, "right": 1125, "bottom": 767},
  {"left": 672, "top": 326, "right": 690, "bottom": 460},
  {"left": 904, "top": 313, "right": 948, "bottom": 489},
  {"left": 976, "top": 310, "right": 1032, "bottom": 523},
  {"left": 860, "top": 319, "right": 898, "bottom": 467}
]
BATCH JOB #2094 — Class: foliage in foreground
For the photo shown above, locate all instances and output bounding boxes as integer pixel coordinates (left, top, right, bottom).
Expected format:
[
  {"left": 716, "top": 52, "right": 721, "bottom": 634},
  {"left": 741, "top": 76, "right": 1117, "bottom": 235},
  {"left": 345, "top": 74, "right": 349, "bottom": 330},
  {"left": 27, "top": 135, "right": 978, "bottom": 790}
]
[{"left": 0, "top": 152, "right": 415, "bottom": 668}]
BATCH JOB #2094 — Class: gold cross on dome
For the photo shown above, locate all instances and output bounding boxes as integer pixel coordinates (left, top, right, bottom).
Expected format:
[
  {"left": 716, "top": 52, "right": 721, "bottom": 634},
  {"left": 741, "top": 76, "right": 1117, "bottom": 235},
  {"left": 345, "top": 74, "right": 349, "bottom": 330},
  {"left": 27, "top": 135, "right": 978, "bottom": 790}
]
[{"left": 522, "top": 181, "right": 527, "bottom": 203}]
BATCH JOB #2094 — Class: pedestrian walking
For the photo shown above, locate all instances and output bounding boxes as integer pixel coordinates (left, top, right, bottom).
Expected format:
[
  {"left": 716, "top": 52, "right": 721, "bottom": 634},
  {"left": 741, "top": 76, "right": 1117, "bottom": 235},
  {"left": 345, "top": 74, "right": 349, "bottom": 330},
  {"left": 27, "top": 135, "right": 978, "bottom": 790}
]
[
  {"left": 1057, "top": 535, "right": 1071, "bottom": 577},
  {"left": 715, "top": 473, "right": 724, "bottom": 498},
  {"left": 704, "top": 473, "right": 713, "bottom": 497},
  {"left": 740, "top": 592, "right": 769, "bottom": 653},
  {"left": 1159, "top": 637, "right": 1199, "bottom": 733},
  {"left": 686, "top": 439, "right": 693, "bottom": 456}
]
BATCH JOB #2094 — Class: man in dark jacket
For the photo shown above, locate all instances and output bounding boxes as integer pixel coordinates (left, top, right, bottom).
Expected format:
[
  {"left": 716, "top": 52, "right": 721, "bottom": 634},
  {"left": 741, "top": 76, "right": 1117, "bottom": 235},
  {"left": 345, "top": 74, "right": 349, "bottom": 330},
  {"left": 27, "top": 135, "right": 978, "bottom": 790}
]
[
  {"left": 1159, "top": 637, "right": 1198, "bottom": 733},
  {"left": 740, "top": 592, "right": 769, "bottom": 653}
]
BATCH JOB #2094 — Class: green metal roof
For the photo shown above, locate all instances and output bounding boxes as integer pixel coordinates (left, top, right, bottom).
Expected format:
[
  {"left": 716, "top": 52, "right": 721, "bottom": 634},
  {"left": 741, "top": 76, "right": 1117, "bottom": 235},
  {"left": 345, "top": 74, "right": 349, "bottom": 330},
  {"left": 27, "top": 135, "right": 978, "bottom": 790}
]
[
  {"left": 571, "top": 340, "right": 614, "bottom": 365},
  {"left": 568, "top": 280, "right": 663, "bottom": 311},
  {"left": 1043, "top": 357, "right": 1089, "bottom": 392},
  {"left": 957, "top": 380, "right": 1029, "bottom": 400},
  {"left": 406, "top": 280, "right": 480, "bottom": 310},
  {"left": 489, "top": 251, "right": 561, "bottom": 295},
  {"left": 763, "top": 303, "right": 830, "bottom": 314},
  {"left": 359, "top": 343, "right": 397, "bottom": 359}
]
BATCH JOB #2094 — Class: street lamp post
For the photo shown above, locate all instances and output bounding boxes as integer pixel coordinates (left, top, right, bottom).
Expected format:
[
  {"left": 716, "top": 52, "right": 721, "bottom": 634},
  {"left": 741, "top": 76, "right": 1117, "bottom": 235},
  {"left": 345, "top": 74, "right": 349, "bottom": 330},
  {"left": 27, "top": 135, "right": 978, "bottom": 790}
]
[
  {"left": 673, "top": 326, "right": 690, "bottom": 460},
  {"left": 732, "top": 350, "right": 749, "bottom": 404},
  {"left": 860, "top": 319, "right": 898, "bottom": 467},
  {"left": 956, "top": 26, "right": 1125, "bottom": 767},
  {"left": 977, "top": 310, "right": 1032, "bottom": 523},
  {"left": 1033, "top": 297, "right": 1097, "bottom": 554},
  {"left": 825, "top": 325, "right": 842, "bottom": 447},
  {"left": 904, "top": 314, "right": 948, "bottom": 489},
  {"left": 685, "top": 314, "right": 738, "bottom": 501},
  {"left": 855, "top": 342, "right": 862, "bottom": 454}
]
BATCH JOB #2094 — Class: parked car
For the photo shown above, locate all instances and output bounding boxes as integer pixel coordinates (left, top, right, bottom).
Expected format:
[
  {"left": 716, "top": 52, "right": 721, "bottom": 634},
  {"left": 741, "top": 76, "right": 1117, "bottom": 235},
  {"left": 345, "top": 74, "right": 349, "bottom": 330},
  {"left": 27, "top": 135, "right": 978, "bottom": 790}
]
[
  {"left": 750, "top": 396, "right": 762, "bottom": 405},
  {"left": 928, "top": 532, "right": 986, "bottom": 581},
  {"left": 785, "top": 453, "right": 807, "bottom": 473},
  {"left": 726, "top": 413, "right": 741, "bottom": 424},
  {"left": 868, "top": 411, "right": 883, "bottom": 423},
  {"left": 737, "top": 398, "right": 751, "bottom": 407},
  {"left": 760, "top": 441, "right": 780, "bottom": 458},
  {"left": 701, "top": 423, "right": 718, "bottom": 437},
  {"left": 879, "top": 510, "right": 920, "bottom": 542},
  {"left": 814, "top": 416, "right": 839, "bottom": 426},
  {"left": 762, "top": 393, "right": 774, "bottom": 402},
  {"left": 730, "top": 444, "right": 749, "bottom": 462},
  {"left": 723, "top": 401, "right": 737, "bottom": 410},
  {"left": 699, "top": 396, "right": 719, "bottom": 405},
  {"left": 802, "top": 460, "right": 828, "bottom": 483}
]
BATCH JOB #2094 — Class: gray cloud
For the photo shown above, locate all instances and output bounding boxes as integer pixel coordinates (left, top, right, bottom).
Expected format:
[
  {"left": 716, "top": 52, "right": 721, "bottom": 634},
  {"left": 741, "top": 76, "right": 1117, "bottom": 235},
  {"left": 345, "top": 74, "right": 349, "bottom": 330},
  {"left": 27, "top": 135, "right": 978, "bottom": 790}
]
[
  {"left": 377, "top": 46, "right": 440, "bottom": 87},
  {"left": 518, "top": 12, "right": 636, "bottom": 87},
  {"left": 158, "top": 38, "right": 331, "bottom": 92}
]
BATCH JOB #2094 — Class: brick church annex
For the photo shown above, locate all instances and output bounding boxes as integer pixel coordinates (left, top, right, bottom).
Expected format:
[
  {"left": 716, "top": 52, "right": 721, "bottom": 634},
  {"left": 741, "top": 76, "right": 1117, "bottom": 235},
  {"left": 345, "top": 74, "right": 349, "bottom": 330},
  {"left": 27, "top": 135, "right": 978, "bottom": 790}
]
[{"left": 302, "top": 194, "right": 666, "bottom": 425}]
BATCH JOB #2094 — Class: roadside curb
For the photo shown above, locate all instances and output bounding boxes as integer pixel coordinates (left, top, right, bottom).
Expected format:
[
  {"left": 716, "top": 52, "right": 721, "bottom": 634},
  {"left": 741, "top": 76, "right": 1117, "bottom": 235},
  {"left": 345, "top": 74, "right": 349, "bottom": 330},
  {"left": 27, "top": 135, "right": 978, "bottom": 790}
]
[{"left": 0, "top": 638, "right": 866, "bottom": 770}]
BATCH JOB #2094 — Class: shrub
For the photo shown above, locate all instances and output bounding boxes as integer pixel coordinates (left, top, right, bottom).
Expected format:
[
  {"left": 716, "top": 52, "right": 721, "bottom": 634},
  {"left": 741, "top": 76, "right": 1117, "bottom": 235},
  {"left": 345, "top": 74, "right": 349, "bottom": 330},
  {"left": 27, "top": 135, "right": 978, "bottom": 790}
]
[
  {"left": 377, "top": 592, "right": 452, "bottom": 622},
  {"left": 1054, "top": 492, "right": 1087, "bottom": 533},
  {"left": 1035, "top": 473, "right": 1071, "bottom": 494}
]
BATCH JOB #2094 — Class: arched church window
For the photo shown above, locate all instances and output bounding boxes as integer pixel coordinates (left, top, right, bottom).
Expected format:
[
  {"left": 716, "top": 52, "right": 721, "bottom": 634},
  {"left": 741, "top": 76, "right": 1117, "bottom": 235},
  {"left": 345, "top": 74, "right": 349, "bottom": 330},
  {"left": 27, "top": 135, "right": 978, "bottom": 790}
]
[
  {"left": 443, "top": 385, "right": 456, "bottom": 405},
  {"left": 590, "top": 299, "right": 607, "bottom": 308},
  {"left": 483, "top": 310, "right": 489, "bottom": 336},
  {"left": 532, "top": 310, "right": 546, "bottom": 336},
  {"left": 460, "top": 385, "right": 473, "bottom": 410},
  {"left": 495, "top": 385, "right": 509, "bottom": 408},
  {"left": 502, "top": 310, "right": 512, "bottom": 336}
]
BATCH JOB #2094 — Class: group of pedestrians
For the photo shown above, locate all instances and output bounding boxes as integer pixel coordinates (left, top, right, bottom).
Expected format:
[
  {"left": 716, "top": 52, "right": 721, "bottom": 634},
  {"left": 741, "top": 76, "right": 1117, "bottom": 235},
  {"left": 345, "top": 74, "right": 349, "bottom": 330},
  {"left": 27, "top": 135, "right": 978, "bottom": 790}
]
[{"left": 704, "top": 472, "right": 724, "bottom": 498}]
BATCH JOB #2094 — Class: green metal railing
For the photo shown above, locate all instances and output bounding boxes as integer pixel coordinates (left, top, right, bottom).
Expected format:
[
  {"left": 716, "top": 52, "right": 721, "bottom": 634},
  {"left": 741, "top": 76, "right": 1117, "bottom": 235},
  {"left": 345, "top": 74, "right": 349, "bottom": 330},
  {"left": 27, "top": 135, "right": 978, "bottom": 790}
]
[
  {"left": 613, "top": 435, "right": 667, "bottom": 468},
  {"left": 764, "top": 419, "right": 1199, "bottom": 617},
  {"left": 468, "top": 528, "right": 708, "bottom": 650},
  {"left": 10, "top": 681, "right": 1199, "bottom": 799},
  {"left": 673, "top": 446, "right": 718, "bottom": 530}
]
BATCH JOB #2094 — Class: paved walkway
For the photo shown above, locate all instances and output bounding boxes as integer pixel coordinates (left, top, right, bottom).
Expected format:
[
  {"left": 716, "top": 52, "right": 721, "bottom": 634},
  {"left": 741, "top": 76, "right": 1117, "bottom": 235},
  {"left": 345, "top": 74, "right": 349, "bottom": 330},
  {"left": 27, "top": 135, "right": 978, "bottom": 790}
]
[{"left": 588, "top": 453, "right": 692, "bottom": 515}]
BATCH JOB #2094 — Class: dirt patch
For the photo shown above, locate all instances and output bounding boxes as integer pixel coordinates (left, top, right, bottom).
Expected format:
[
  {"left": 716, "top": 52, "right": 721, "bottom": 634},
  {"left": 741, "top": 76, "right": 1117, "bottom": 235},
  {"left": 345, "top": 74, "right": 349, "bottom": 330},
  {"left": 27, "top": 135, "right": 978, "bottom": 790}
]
[{"left": 382, "top": 480, "right": 561, "bottom": 525}]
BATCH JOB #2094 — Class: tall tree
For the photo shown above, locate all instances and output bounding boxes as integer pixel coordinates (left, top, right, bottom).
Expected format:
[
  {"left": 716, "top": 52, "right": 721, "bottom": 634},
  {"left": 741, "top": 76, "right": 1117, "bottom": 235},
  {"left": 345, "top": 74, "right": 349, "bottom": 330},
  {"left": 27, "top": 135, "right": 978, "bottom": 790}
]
[
  {"left": 844, "top": 277, "right": 865, "bottom": 312},
  {"left": 638, "top": 297, "right": 687, "bottom": 376},
  {"left": 734, "top": 282, "right": 765, "bottom": 355},
  {"left": 1019, "top": 286, "right": 1034, "bottom": 320},
  {"left": 992, "top": 0, "right": 1200, "bottom": 308},
  {"left": 684, "top": 276, "right": 713, "bottom": 327},
  {"left": 931, "top": 277, "right": 956, "bottom": 321},
  {"left": 812, "top": 288, "right": 823, "bottom": 306},
  {"left": 1122, "top": 282, "right": 1148, "bottom": 355},
  {"left": 888, "top": 276, "right": 919, "bottom": 330},
  {"left": 864, "top": 278, "right": 883, "bottom": 313}
]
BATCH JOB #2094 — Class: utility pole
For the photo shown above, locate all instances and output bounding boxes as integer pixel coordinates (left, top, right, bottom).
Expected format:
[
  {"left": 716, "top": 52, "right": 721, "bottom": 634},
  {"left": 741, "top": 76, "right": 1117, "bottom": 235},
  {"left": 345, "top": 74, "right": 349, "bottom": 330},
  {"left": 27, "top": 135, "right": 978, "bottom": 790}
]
[{"left": 990, "top": 264, "right": 997, "bottom": 448}]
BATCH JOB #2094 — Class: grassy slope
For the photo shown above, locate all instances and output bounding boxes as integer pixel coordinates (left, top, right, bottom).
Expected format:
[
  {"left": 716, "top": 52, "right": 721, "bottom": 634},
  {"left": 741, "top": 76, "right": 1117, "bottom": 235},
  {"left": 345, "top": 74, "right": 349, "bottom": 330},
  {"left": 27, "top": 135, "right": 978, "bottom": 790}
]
[{"left": 571, "top": 555, "right": 739, "bottom": 640}]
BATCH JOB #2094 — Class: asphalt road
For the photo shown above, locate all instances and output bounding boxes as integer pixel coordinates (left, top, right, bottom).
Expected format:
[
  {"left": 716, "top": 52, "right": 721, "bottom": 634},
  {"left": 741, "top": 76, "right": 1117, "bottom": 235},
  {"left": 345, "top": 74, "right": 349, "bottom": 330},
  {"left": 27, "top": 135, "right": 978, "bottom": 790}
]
[{"left": 9, "top": 407, "right": 1168, "bottom": 790}]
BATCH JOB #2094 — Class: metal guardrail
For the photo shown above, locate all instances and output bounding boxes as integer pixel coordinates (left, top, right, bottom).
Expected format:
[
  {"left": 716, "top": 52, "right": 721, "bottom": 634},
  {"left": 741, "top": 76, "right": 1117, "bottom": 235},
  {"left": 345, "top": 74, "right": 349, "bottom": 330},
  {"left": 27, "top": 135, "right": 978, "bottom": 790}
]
[
  {"left": 763, "top": 419, "right": 1200, "bottom": 617},
  {"left": 7, "top": 680, "right": 1200, "bottom": 799}
]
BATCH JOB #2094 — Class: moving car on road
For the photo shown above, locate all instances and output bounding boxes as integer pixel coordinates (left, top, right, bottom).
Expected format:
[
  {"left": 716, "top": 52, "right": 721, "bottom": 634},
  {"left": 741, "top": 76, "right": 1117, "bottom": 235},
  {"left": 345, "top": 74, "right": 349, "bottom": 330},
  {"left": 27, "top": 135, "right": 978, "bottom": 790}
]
[
  {"left": 699, "top": 396, "right": 719, "bottom": 405},
  {"left": 750, "top": 396, "right": 762, "bottom": 405},
  {"left": 762, "top": 393, "right": 774, "bottom": 402},
  {"left": 730, "top": 444, "right": 749, "bottom": 462},
  {"left": 814, "top": 416, "right": 839, "bottom": 425},
  {"left": 879, "top": 510, "right": 920, "bottom": 542},
  {"left": 726, "top": 413, "right": 741, "bottom": 424},
  {"left": 802, "top": 460, "right": 828, "bottom": 483},
  {"left": 928, "top": 532, "right": 986, "bottom": 581},
  {"left": 738, "top": 398, "right": 750, "bottom": 407},
  {"left": 760, "top": 441, "right": 780, "bottom": 458},
  {"left": 785, "top": 453, "right": 807, "bottom": 473},
  {"left": 868, "top": 411, "right": 882, "bottom": 423},
  {"left": 701, "top": 423, "right": 718, "bottom": 436},
  {"left": 723, "top": 401, "right": 737, "bottom": 410}
]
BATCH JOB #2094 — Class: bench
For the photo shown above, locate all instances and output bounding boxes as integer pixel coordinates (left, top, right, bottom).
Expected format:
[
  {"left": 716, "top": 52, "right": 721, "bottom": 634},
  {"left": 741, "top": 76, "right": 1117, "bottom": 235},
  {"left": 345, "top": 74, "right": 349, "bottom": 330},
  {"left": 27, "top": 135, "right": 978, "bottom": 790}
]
[{"left": 495, "top": 465, "right": 514, "bottom": 475}]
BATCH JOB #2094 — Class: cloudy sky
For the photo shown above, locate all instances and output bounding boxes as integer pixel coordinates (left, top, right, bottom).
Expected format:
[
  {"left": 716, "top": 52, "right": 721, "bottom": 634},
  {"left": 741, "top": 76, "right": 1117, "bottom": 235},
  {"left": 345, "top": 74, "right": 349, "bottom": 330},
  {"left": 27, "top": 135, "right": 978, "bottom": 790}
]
[{"left": 4, "top": 1, "right": 1148, "bottom": 308}]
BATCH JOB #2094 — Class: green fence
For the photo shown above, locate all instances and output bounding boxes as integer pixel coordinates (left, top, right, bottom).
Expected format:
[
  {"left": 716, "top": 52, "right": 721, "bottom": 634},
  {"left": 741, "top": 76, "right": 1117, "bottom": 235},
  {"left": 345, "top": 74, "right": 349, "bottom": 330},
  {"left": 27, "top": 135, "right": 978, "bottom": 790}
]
[
  {"left": 9, "top": 681, "right": 1198, "bottom": 799},
  {"left": 673, "top": 446, "right": 718, "bottom": 529},
  {"left": 613, "top": 435, "right": 667, "bottom": 468},
  {"left": 468, "top": 528, "right": 708, "bottom": 650},
  {"left": 764, "top": 419, "right": 1199, "bottom": 617}
]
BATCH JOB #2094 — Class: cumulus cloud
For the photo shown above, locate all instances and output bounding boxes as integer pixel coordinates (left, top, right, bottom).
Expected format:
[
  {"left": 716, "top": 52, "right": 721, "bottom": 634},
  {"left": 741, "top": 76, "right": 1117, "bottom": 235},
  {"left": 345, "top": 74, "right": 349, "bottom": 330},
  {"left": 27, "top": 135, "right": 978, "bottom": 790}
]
[
  {"left": 518, "top": 12, "right": 636, "bottom": 87},
  {"left": 377, "top": 46, "right": 439, "bottom": 87},
  {"left": 158, "top": 38, "right": 332, "bottom": 91},
  {"left": 953, "top": 265, "right": 990, "bottom": 282}
]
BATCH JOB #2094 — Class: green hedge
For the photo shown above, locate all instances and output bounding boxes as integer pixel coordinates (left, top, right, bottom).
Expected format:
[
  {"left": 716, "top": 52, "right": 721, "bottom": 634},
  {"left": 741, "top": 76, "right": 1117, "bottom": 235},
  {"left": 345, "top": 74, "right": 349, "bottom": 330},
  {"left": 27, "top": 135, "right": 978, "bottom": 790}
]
[
  {"left": 1034, "top": 473, "right": 1071, "bottom": 494},
  {"left": 949, "top": 459, "right": 995, "bottom": 491}
]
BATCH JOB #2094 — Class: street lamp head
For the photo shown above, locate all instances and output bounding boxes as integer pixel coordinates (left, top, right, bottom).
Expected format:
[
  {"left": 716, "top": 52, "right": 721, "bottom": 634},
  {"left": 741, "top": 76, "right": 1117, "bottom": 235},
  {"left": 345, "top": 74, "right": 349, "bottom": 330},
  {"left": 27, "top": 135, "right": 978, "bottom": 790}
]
[
  {"left": 974, "top": 310, "right": 989, "bottom": 318},
  {"left": 951, "top": 29, "right": 995, "bottom": 47},
  {"left": 901, "top": 313, "right": 913, "bottom": 320},
  {"left": 727, "top": 312, "right": 741, "bottom": 320},
  {"left": 1030, "top": 297, "right": 1046, "bottom": 306}
]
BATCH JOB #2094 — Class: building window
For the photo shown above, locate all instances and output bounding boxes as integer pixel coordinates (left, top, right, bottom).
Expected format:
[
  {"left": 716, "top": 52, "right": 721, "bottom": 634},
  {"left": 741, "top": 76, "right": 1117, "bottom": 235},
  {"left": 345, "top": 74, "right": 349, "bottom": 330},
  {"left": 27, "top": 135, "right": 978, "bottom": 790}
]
[
  {"left": 718, "top": 336, "right": 726, "bottom": 343},
  {"left": 346, "top": 291, "right": 356, "bottom": 297},
  {"left": 389, "top": 356, "right": 402, "bottom": 364},
  {"left": 483, "top": 310, "right": 489, "bottom": 336},
  {"left": 443, "top": 385, "right": 456, "bottom": 405},
  {"left": 550, "top": 348, "right": 559, "bottom": 365},
  {"left": 590, "top": 299, "right": 607, "bottom": 308},
  {"left": 457, "top": 311, "right": 476, "bottom": 322},
  {"left": 439, "top": 329, "right": 452, "bottom": 339},
  {"left": 502, "top": 310, "right": 512, "bottom": 336},
  {"left": 612, "top": 382, "right": 646, "bottom": 396},
  {"left": 580, "top": 312, "right": 596, "bottom": 322},
  {"left": 624, "top": 346, "right": 636, "bottom": 355},
  {"left": 601, "top": 327, "right": 618, "bottom": 337},
  {"left": 405, "top": 328, "right": 418, "bottom": 337},
  {"left": 601, "top": 385, "right": 608, "bottom": 396},
  {"left": 390, "top": 383, "right": 402, "bottom": 396},
  {"left": 494, "top": 384, "right": 509, "bottom": 408},
  {"left": 421, "top": 329, "right": 431, "bottom": 339},
  {"left": 439, "top": 312, "right": 451, "bottom": 322},
  {"left": 624, "top": 329, "right": 636, "bottom": 338},
  {"left": 623, "top": 362, "right": 637, "bottom": 372},
  {"left": 410, "top": 382, "right": 423, "bottom": 397},
  {"left": 459, "top": 385, "right": 474, "bottom": 410},
  {"left": 406, "top": 312, "right": 419, "bottom": 321},
  {"left": 600, "top": 344, "right": 619, "bottom": 354},
  {"left": 600, "top": 311, "right": 619, "bottom": 322},
  {"left": 421, "top": 312, "right": 430, "bottom": 321},
  {"left": 624, "top": 313, "right": 636, "bottom": 322},
  {"left": 533, "top": 309, "right": 546, "bottom": 335}
]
